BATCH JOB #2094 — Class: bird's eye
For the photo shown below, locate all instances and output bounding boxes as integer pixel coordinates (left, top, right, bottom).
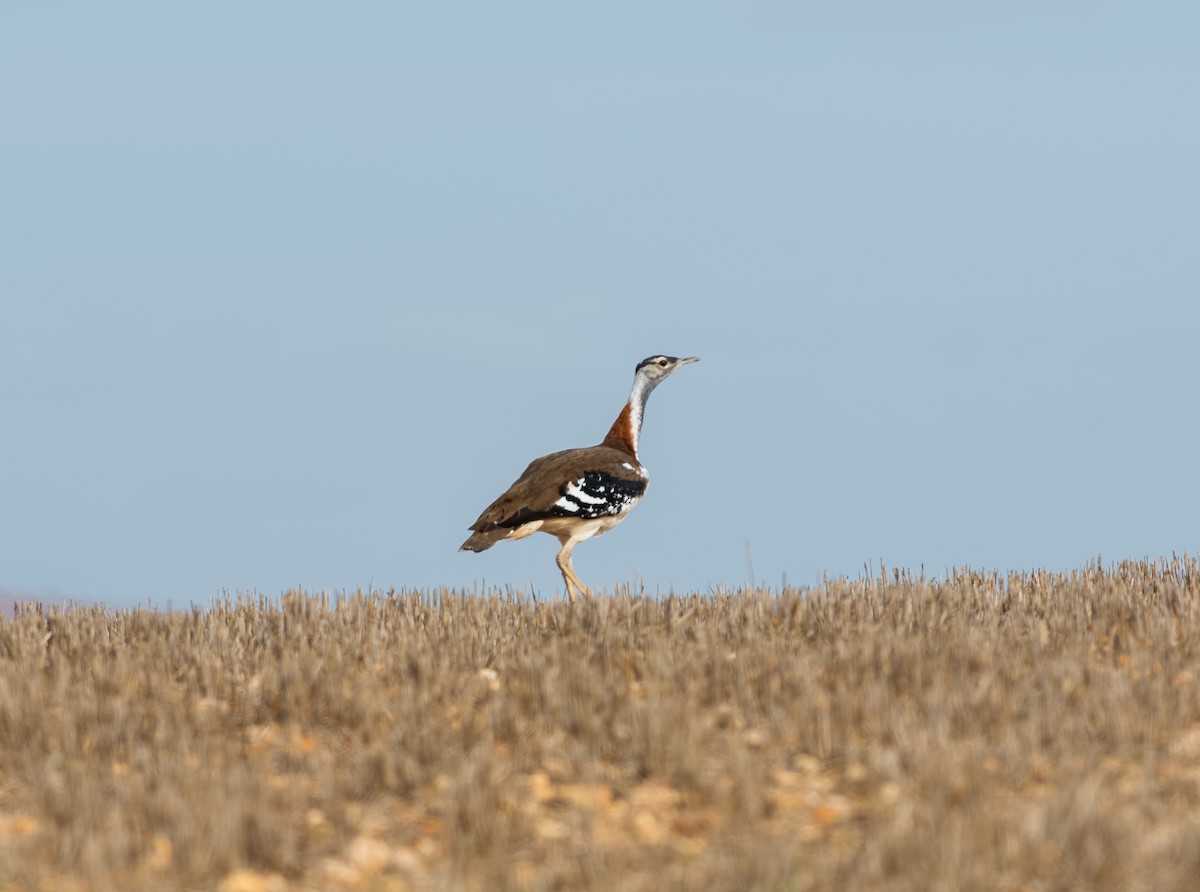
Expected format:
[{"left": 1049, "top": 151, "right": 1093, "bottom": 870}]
[{"left": 657, "top": 359, "right": 668, "bottom": 367}]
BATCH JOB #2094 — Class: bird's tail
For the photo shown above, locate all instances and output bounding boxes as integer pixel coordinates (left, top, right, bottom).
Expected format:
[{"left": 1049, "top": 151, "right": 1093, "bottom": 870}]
[{"left": 459, "top": 528, "right": 510, "bottom": 552}]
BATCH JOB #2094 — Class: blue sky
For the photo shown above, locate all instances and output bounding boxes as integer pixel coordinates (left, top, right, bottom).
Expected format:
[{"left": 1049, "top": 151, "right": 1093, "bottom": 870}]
[{"left": 3, "top": 2, "right": 1197, "bottom": 608}]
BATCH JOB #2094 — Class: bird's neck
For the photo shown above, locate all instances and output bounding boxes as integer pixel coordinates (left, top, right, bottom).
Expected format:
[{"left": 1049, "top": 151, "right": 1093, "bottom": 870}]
[{"left": 601, "top": 375, "right": 653, "bottom": 458}]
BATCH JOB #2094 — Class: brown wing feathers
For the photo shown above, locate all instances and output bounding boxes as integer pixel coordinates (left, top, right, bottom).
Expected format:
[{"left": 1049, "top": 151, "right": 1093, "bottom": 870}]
[{"left": 459, "top": 446, "right": 647, "bottom": 552}]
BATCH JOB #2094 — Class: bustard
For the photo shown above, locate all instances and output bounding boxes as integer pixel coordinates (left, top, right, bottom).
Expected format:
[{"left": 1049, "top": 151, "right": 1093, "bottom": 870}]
[{"left": 460, "top": 355, "right": 699, "bottom": 601}]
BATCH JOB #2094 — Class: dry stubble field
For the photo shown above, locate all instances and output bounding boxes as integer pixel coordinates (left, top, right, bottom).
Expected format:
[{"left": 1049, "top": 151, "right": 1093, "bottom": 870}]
[{"left": 3, "top": 559, "right": 1200, "bottom": 891}]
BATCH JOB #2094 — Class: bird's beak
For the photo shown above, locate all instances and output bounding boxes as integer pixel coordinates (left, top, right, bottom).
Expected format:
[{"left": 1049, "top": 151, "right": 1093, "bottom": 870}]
[{"left": 677, "top": 357, "right": 700, "bottom": 367}]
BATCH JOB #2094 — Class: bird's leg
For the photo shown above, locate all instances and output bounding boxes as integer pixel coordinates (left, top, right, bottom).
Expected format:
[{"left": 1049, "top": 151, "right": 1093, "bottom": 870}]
[
  {"left": 555, "top": 541, "right": 592, "bottom": 602},
  {"left": 567, "top": 564, "right": 592, "bottom": 600},
  {"left": 552, "top": 552, "right": 576, "bottom": 607}
]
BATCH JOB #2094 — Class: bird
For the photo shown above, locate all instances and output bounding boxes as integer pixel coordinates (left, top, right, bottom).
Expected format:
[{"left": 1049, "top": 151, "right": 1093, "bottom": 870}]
[{"left": 460, "top": 354, "right": 699, "bottom": 602}]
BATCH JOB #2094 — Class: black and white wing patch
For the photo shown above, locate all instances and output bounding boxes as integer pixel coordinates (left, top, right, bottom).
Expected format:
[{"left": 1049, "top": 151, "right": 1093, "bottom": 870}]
[{"left": 550, "top": 472, "right": 646, "bottom": 519}]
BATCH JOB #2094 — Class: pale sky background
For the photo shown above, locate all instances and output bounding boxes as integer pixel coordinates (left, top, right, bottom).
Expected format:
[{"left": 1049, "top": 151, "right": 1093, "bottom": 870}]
[{"left": 3, "top": 2, "right": 1197, "bottom": 609}]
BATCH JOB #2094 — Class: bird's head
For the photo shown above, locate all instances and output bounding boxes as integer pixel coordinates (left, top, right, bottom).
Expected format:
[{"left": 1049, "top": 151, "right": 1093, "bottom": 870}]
[{"left": 634, "top": 355, "right": 700, "bottom": 388}]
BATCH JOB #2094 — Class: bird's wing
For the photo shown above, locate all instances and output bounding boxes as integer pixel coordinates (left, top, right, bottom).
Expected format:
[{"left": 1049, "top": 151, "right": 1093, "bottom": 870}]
[{"left": 468, "top": 446, "right": 648, "bottom": 532}]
